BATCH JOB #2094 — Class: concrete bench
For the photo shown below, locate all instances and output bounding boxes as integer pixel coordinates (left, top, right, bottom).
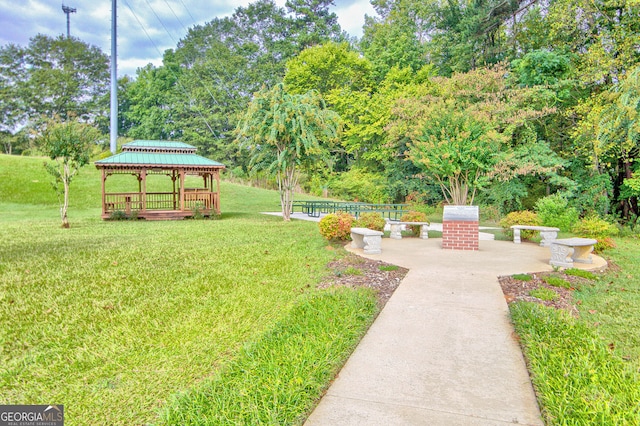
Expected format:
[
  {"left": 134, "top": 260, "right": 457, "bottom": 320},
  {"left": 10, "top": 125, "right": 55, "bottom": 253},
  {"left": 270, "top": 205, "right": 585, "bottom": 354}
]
[
  {"left": 350, "top": 227, "right": 384, "bottom": 254},
  {"left": 511, "top": 225, "right": 560, "bottom": 247},
  {"left": 549, "top": 237, "right": 598, "bottom": 268},
  {"left": 389, "top": 222, "right": 430, "bottom": 240}
]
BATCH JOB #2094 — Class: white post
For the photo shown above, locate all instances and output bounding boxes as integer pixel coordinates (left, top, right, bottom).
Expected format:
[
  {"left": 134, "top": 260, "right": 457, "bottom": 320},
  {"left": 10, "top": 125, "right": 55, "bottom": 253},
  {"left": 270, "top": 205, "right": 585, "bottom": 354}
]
[{"left": 110, "top": 0, "right": 118, "bottom": 154}]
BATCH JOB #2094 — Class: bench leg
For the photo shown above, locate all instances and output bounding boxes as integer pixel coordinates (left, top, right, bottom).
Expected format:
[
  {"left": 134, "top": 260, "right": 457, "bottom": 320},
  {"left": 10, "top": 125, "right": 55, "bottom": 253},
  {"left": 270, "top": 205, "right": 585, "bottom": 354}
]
[
  {"left": 351, "top": 233, "right": 365, "bottom": 249},
  {"left": 549, "top": 244, "right": 573, "bottom": 268},
  {"left": 513, "top": 228, "right": 521, "bottom": 244},
  {"left": 390, "top": 223, "right": 402, "bottom": 240},
  {"left": 362, "top": 235, "right": 382, "bottom": 254},
  {"left": 539, "top": 231, "right": 558, "bottom": 247},
  {"left": 572, "top": 245, "right": 594, "bottom": 264},
  {"left": 420, "top": 224, "right": 429, "bottom": 240}
]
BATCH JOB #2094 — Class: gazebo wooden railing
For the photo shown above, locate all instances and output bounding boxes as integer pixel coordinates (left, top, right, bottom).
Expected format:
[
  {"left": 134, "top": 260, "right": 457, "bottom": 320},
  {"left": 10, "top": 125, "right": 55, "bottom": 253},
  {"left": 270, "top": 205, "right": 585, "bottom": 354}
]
[{"left": 103, "top": 191, "right": 220, "bottom": 216}]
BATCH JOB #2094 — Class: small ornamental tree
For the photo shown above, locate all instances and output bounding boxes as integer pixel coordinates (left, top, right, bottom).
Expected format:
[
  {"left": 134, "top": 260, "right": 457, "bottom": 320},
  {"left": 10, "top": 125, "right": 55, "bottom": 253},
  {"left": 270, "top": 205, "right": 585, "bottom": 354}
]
[
  {"left": 407, "top": 103, "right": 501, "bottom": 205},
  {"left": 40, "top": 118, "right": 100, "bottom": 228},
  {"left": 236, "top": 83, "right": 341, "bottom": 221}
]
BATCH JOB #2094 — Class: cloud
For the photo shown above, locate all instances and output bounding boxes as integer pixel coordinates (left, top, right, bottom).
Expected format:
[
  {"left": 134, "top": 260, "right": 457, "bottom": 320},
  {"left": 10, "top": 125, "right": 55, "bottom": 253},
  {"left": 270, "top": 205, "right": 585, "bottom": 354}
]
[{"left": 0, "top": 0, "right": 374, "bottom": 78}]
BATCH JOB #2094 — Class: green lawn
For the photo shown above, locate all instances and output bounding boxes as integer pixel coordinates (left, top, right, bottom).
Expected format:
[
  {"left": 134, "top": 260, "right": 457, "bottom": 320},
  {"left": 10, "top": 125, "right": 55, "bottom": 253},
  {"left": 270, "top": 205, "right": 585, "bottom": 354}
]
[
  {"left": 0, "top": 154, "right": 378, "bottom": 425},
  {"left": 509, "top": 239, "right": 640, "bottom": 424}
]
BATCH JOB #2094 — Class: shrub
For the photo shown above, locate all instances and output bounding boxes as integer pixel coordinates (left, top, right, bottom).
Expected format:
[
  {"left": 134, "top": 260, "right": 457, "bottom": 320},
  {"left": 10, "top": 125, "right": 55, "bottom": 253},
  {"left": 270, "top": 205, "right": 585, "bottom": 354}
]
[
  {"left": 354, "top": 212, "right": 386, "bottom": 232},
  {"left": 108, "top": 210, "right": 138, "bottom": 221},
  {"left": 327, "top": 169, "right": 390, "bottom": 203},
  {"left": 400, "top": 210, "right": 429, "bottom": 237},
  {"left": 500, "top": 211, "right": 540, "bottom": 239},
  {"left": 572, "top": 216, "right": 619, "bottom": 252},
  {"left": 513, "top": 273, "right": 533, "bottom": 281},
  {"left": 318, "top": 212, "right": 355, "bottom": 241},
  {"left": 529, "top": 287, "right": 558, "bottom": 301},
  {"left": 379, "top": 265, "right": 399, "bottom": 272},
  {"left": 543, "top": 275, "right": 571, "bottom": 289},
  {"left": 564, "top": 268, "right": 597, "bottom": 280},
  {"left": 534, "top": 194, "right": 578, "bottom": 231}
]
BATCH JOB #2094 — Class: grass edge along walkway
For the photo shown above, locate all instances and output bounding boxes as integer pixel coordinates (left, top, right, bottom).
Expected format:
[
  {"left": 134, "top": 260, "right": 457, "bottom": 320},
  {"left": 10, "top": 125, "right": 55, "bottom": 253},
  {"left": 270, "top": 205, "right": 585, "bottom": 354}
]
[
  {"left": 158, "top": 287, "right": 379, "bottom": 425},
  {"left": 509, "top": 301, "right": 640, "bottom": 425}
]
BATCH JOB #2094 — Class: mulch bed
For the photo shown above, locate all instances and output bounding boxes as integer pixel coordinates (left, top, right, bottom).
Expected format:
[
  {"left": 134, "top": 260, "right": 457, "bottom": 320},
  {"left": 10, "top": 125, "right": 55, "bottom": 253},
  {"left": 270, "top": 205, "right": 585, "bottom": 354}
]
[
  {"left": 318, "top": 244, "right": 603, "bottom": 316},
  {"left": 498, "top": 273, "right": 583, "bottom": 315},
  {"left": 318, "top": 251, "right": 408, "bottom": 308}
]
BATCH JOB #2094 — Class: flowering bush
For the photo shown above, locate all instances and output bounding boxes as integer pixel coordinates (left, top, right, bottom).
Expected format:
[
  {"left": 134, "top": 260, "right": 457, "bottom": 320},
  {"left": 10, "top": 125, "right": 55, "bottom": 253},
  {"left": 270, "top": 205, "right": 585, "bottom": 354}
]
[
  {"left": 500, "top": 210, "right": 541, "bottom": 239},
  {"left": 572, "top": 216, "right": 619, "bottom": 252},
  {"left": 400, "top": 211, "right": 428, "bottom": 237},
  {"left": 354, "top": 212, "right": 386, "bottom": 232},
  {"left": 319, "top": 212, "right": 355, "bottom": 241}
]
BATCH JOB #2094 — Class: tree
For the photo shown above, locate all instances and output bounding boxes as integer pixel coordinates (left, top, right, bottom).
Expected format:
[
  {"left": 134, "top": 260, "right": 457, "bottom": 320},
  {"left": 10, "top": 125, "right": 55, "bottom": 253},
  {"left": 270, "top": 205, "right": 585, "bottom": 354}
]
[
  {"left": 389, "top": 65, "right": 563, "bottom": 206},
  {"left": 236, "top": 83, "right": 340, "bottom": 220},
  {"left": 40, "top": 118, "right": 100, "bottom": 228},
  {"left": 406, "top": 101, "right": 501, "bottom": 205},
  {"left": 0, "top": 35, "right": 109, "bottom": 131},
  {"left": 285, "top": 0, "right": 343, "bottom": 50}
]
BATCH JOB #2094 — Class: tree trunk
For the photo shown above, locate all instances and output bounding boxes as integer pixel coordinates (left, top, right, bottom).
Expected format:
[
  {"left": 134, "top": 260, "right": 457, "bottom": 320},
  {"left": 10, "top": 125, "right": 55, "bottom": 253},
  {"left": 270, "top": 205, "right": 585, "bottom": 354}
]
[{"left": 61, "top": 163, "right": 70, "bottom": 228}]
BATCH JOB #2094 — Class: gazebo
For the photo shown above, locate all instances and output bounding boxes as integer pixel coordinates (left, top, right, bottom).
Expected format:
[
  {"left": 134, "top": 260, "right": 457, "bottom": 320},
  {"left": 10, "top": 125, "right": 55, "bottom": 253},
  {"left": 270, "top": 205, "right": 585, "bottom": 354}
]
[{"left": 95, "top": 140, "right": 225, "bottom": 220}]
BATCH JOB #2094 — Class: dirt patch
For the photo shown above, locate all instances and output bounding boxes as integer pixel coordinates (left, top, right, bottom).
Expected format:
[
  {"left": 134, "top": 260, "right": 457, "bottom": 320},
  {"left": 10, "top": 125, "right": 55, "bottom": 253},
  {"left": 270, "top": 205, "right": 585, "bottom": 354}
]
[
  {"left": 498, "top": 272, "right": 596, "bottom": 316},
  {"left": 318, "top": 251, "right": 408, "bottom": 307}
]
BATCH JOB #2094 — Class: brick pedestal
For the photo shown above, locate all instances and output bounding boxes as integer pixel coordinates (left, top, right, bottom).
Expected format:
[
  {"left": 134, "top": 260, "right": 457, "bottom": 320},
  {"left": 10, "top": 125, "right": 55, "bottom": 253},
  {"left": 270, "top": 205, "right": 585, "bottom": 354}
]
[{"left": 442, "top": 206, "right": 479, "bottom": 251}]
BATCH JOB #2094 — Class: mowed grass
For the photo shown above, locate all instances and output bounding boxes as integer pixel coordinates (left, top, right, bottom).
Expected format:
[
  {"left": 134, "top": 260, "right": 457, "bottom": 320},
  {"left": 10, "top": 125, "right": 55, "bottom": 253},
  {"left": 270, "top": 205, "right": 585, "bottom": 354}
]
[{"left": 0, "top": 154, "right": 377, "bottom": 424}]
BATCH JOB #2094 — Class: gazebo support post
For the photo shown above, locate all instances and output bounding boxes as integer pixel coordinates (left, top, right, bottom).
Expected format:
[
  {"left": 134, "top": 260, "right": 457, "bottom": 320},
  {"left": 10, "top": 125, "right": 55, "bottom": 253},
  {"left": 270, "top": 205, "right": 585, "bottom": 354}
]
[
  {"left": 215, "top": 170, "right": 221, "bottom": 214},
  {"left": 101, "top": 169, "right": 106, "bottom": 215},
  {"left": 179, "top": 169, "right": 185, "bottom": 212},
  {"left": 141, "top": 169, "right": 147, "bottom": 212}
]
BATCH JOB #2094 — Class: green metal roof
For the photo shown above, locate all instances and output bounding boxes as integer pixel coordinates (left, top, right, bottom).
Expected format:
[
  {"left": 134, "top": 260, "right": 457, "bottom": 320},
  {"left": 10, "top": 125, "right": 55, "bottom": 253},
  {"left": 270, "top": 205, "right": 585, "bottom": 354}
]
[
  {"left": 124, "top": 140, "right": 196, "bottom": 149},
  {"left": 95, "top": 152, "right": 225, "bottom": 167}
]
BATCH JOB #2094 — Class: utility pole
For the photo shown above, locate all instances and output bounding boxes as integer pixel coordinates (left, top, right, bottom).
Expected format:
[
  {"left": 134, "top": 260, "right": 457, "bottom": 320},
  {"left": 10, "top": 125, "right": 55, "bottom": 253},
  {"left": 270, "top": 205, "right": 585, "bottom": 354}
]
[
  {"left": 61, "top": 4, "right": 76, "bottom": 38},
  {"left": 110, "top": 0, "right": 118, "bottom": 154}
]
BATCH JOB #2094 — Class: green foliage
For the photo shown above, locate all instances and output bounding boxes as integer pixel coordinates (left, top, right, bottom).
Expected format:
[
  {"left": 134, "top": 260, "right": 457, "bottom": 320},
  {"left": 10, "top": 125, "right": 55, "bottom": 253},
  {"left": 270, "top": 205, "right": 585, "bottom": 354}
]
[
  {"left": 108, "top": 210, "right": 139, "bottom": 221},
  {"left": 512, "top": 49, "right": 573, "bottom": 87},
  {"left": 318, "top": 212, "right": 355, "bottom": 241},
  {"left": 534, "top": 194, "right": 579, "bottom": 232},
  {"left": 236, "top": 83, "right": 341, "bottom": 221},
  {"left": 400, "top": 210, "right": 428, "bottom": 237},
  {"left": 510, "top": 302, "right": 640, "bottom": 424},
  {"left": 284, "top": 42, "right": 372, "bottom": 96},
  {"left": 565, "top": 268, "right": 597, "bottom": 280},
  {"left": 327, "top": 169, "right": 390, "bottom": 203},
  {"left": 543, "top": 275, "right": 572, "bottom": 289},
  {"left": 40, "top": 118, "right": 100, "bottom": 228},
  {"left": 529, "top": 287, "right": 558, "bottom": 302},
  {"left": 500, "top": 211, "right": 541, "bottom": 239},
  {"left": 344, "top": 267, "right": 363, "bottom": 276},
  {"left": 354, "top": 212, "right": 386, "bottom": 232},
  {"left": 0, "top": 34, "right": 109, "bottom": 131},
  {"left": 407, "top": 103, "right": 499, "bottom": 205},
  {"left": 573, "top": 216, "right": 619, "bottom": 251},
  {"left": 512, "top": 273, "right": 533, "bottom": 282},
  {"left": 379, "top": 264, "right": 399, "bottom": 272},
  {"left": 160, "top": 289, "right": 377, "bottom": 425}
]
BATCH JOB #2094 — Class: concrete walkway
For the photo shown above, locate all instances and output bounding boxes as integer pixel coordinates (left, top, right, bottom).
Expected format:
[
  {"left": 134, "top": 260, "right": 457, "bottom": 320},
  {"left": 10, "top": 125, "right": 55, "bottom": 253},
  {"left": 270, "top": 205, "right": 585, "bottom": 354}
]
[{"left": 305, "top": 238, "right": 607, "bottom": 426}]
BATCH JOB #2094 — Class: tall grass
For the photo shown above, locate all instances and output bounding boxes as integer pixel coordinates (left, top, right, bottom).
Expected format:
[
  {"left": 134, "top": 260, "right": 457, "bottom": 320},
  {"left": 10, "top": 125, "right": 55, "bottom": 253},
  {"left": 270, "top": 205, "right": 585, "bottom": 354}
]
[
  {"left": 510, "top": 236, "right": 640, "bottom": 424},
  {"left": 510, "top": 302, "right": 640, "bottom": 424},
  {"left": 160, "top": 289, "right": 377, "bottom": 425}
]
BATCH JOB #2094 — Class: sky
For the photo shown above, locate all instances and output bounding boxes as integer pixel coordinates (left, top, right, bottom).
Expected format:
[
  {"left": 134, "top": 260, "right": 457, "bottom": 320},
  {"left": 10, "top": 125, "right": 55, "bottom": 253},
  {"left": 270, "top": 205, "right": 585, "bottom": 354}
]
[{"left": 0, "top": 0, "right": 376, "bottom": 78}]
